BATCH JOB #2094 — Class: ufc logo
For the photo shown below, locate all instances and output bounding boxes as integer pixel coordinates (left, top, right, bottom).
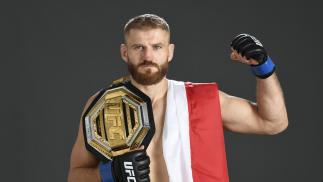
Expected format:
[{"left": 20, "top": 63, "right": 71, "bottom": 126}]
[{"left": 124, "top": 162, "right": 136, "bottom": 182}]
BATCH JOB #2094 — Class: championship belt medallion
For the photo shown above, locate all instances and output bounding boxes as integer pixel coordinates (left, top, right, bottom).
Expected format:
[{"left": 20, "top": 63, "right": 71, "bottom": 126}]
[{"left": 82, "top": 77, "right": 155, "bottom": 162}]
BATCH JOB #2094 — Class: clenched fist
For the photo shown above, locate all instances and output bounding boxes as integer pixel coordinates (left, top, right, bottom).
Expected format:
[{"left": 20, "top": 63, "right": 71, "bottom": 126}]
[
  {"left": 230, "top": 33, "right": 267, "bottom": 65},
  {"left": 230, "top": 33, "right": 276, "bottom": 79}
]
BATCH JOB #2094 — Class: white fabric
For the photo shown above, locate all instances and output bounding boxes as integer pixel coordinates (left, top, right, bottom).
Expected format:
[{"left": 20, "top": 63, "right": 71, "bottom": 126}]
[{"left": 162, "top": 79, "right": 194, "bottom": 182}]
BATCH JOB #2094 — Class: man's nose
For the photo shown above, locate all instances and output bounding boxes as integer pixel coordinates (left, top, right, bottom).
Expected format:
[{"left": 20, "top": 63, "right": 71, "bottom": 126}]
[{"left": 142, "top": 47, "right": 154, "bottom": 61}]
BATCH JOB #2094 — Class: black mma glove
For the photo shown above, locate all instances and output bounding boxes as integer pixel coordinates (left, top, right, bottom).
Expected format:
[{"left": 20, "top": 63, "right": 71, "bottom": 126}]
[
  {"left": 231, "top": 33, "right": 276, "bottom": 78},
  {"left": 112, "top": 150, "right": 150, "bottom": 182},
  {"left": 231, "top": 33, "right": 267, "bottom": 63}
]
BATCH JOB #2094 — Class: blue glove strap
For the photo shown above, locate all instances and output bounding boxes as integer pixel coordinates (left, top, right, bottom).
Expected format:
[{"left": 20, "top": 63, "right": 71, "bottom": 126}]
[
  {"left": 99, "top": 161, "right": 115, "bottom": 182},
  {"left": 251, "top": 57, "right": 275, "bottom": 78}
]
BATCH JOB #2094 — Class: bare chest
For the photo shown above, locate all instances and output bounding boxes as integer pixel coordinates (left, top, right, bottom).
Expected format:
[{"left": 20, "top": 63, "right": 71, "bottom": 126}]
[{"left": 146, "top": 98, "right": 169, "bottom": 182}]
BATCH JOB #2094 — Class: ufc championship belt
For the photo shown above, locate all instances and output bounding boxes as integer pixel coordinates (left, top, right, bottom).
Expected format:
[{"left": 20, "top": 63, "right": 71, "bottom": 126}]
[{"left": 82, "top": 77, "right": 155, "bottom": 162}]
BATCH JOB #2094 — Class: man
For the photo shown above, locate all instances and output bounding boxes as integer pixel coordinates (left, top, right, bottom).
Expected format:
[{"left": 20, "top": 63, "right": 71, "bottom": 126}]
[{"left": 68, "top": 14, "right": 288, "bottom": 182}]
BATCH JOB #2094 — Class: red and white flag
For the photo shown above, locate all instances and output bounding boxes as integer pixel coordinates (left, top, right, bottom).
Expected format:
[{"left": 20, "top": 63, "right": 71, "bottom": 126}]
[{"left": 162, "top": 79, "right": 229, "bottom": 182}]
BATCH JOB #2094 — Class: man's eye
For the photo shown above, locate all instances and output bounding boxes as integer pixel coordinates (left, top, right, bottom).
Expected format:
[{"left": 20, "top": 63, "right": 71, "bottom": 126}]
[
  {"left": 154, "top": 45, "right": 162, "bottom": 50},
  {"left": 134, "top": 46, "right": 144, "bottom": 50}
]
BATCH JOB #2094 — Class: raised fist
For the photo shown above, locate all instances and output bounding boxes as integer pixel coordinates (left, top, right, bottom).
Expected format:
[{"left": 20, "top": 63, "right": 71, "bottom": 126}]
[{"left": 230, "top": 33, "right": 268, "bottom": 65}]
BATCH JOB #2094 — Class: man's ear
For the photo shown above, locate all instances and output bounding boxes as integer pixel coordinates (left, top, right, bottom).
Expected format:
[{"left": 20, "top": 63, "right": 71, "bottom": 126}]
[
  {"left": 120, "top": 44, "right": 128, "bottom": 63},
  {"left": 167, "top": 44, "right": 175, "bottom": 62}
]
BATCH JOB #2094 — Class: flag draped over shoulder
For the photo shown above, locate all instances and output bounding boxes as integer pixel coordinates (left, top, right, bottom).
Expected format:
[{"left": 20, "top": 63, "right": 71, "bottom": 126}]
[{"left": 162, "top": 80, "right": 229, "bottom": 182}]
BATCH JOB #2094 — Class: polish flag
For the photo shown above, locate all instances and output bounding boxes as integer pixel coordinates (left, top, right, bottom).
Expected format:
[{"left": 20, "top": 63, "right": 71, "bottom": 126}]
[{"left": 162, "top": 80, "right": 229, "bottom": 182}]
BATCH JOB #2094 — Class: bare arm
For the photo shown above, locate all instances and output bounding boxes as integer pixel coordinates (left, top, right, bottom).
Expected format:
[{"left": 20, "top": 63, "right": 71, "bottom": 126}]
[
  {"left": 220, "top": 73, "right": 288, "bottom": 135},
  {"left": 67, "top": 93, "right": 101, "bottom": 182}
]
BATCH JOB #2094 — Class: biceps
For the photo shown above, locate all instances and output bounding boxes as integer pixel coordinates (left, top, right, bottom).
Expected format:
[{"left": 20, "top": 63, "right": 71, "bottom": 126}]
[
  {"left": 220, "top": 93, "right": 266, "bottom": 134},
  {"left": 69, "top": 122, "right": 99, "bottom": 169},
  {"left": 69, "top": 91, "right": 102, "bottom": 169}
]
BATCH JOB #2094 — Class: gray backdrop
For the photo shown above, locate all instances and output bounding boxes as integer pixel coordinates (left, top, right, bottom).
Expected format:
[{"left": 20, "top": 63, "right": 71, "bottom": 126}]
[{"left": 3, "top": 0, "right": 323, "bottom": 181}]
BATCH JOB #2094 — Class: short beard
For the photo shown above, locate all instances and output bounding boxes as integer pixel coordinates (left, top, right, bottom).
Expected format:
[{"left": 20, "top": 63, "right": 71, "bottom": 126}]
[{"left": 127, "top": 60, "right": 168, "bottom": 85}]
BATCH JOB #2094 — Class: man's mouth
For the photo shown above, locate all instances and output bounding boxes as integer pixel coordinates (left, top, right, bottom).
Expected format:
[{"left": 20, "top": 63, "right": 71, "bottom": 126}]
[
  {"left": 141, "top": 64, "right": 156, "bottom": 68},
  {"left": 139, "top": 63, "right": 158, "bottom": 69}
]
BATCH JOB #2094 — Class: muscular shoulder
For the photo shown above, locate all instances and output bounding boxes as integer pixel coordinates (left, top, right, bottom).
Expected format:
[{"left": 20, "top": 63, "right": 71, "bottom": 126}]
[
  {"left": 218, "top": 90, "right": 230, "bottom": 107},
  {"left": 81, "top": 90, "right": 102, "bottom": 116},
  {"left": 69, "top": 90, "right": 104, "bottom": 170}
]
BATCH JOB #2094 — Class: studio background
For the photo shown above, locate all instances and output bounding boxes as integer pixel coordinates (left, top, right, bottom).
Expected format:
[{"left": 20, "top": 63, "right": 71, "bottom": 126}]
[{"left": 3, "top": 0, "right": 323, "bottom": 181}]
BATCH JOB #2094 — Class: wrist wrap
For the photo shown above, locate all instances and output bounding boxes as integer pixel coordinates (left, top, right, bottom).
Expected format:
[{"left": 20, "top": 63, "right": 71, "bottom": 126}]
[
  {"left": 251, "top": 56, "right": 276, "bottom": 79},
  {"left": 99, "top": 161, "right": 115, "bottom": 182}
]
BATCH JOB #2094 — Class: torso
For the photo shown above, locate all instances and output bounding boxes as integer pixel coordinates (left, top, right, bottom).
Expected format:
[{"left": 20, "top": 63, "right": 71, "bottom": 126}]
[{"left": 146, "top": 91, "right": 169, "bottom": 182}]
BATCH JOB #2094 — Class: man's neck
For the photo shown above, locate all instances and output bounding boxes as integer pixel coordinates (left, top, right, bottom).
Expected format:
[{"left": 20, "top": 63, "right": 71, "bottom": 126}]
[{"left": 130, "top": 77, "right": 168, "bottom": 104}]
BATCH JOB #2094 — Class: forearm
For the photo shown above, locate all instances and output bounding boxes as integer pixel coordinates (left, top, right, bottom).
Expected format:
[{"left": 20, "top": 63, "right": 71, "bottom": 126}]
[
  {"left": 68, "top": 166, "right": 101, "bottom": 182},
  {"left": 256, "top": 73, "right": 288, "bottom": 133}
]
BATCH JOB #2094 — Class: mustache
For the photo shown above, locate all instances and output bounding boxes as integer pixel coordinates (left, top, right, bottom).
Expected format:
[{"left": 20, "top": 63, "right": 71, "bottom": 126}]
[{"left": 138, "top": 60, "right": 159, "bottom": 67}]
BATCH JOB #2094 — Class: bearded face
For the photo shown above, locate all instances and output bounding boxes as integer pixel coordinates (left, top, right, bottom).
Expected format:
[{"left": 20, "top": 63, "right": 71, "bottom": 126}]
[
  {"left": 127, "top": 59, "right": 168, "bottom": 85},
  {"left": 121, "top": 28, "right": 174, "bottom": 85}
]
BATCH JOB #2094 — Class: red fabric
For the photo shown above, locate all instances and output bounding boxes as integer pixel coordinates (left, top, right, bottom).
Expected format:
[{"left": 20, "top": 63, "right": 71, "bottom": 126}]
[{"left": 185, "top": 82, "right": 229, "bottom": 182}]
